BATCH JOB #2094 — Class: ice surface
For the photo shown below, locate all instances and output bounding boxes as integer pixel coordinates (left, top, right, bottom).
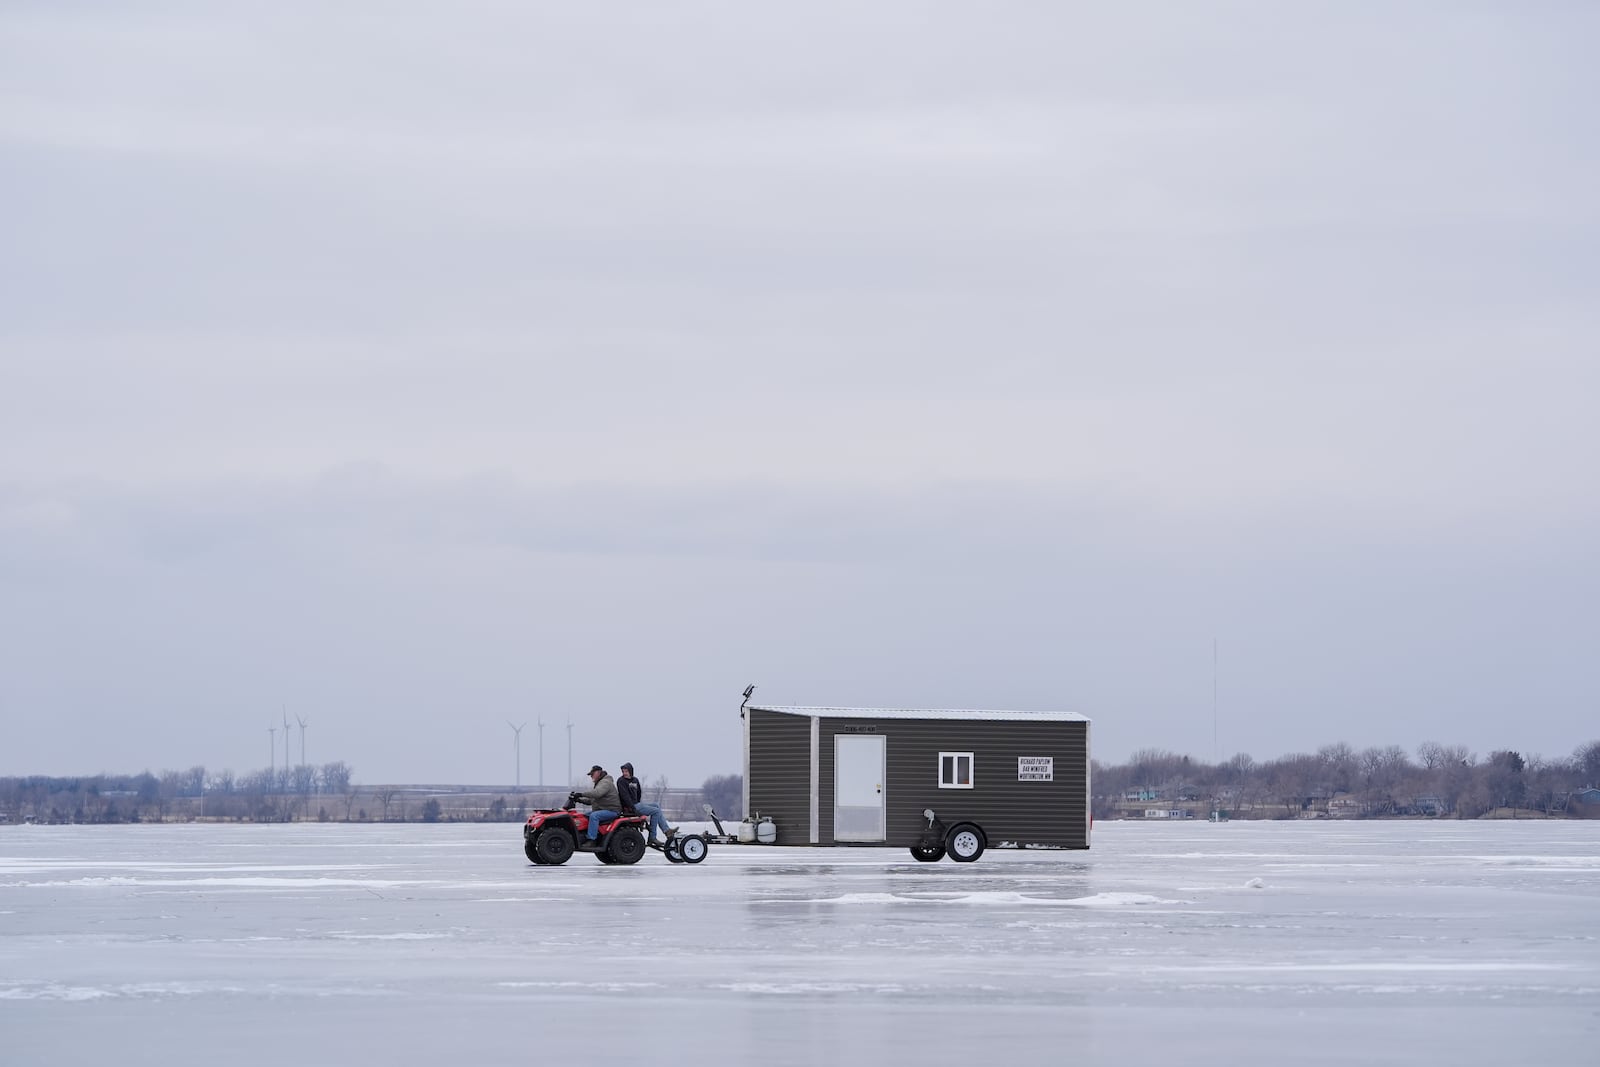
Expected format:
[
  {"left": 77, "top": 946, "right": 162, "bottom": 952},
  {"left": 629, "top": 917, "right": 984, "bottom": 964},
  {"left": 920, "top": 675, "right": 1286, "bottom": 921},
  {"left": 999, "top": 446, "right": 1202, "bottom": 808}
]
[{"left": 1, "top": 821, "right": 1597, "bottom": 1065}]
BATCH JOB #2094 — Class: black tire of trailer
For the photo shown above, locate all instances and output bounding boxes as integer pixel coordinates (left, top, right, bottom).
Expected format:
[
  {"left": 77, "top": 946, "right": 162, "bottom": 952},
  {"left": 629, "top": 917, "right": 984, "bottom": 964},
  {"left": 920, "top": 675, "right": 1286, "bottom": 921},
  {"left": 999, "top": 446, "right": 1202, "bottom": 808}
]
[
  {"left": 909, "top": 844, "right": 946, "bottom": 862},
  {"left": 944, "top": 824, "right": 986, "bottom": 863},
  {"left": 534, "top": 827, "right": 577, "bottom": 866}
]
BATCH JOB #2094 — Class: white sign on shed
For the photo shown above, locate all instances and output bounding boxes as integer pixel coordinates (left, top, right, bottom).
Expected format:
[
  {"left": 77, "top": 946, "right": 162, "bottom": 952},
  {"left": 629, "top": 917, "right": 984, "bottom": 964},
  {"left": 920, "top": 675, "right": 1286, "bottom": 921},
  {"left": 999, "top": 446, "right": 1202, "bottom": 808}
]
[{"left": 1017, "top": 756, "right": 1053, "bottom": 781}]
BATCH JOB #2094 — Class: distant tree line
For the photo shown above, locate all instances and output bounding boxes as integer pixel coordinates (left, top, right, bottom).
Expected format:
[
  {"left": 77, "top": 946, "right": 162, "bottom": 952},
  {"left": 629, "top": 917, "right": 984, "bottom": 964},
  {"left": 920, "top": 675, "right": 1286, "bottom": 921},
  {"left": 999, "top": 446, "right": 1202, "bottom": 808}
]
[
  {"left": 0, "top": 762, "right": 356, "bottom": 824},
  {"left": 1094, "top": 739, "right": 1600, "bottom": 820},
  {"left": 0, "top": 767, "right": 748, "bottom": 825}
]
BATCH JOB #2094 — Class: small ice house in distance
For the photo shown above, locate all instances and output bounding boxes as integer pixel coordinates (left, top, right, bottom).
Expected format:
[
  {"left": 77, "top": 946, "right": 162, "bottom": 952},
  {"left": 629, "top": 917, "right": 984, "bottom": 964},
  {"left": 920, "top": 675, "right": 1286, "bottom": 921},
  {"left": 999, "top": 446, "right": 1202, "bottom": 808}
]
[{"left": 742, "top": 696, "right": 1090, "bottom": 863}]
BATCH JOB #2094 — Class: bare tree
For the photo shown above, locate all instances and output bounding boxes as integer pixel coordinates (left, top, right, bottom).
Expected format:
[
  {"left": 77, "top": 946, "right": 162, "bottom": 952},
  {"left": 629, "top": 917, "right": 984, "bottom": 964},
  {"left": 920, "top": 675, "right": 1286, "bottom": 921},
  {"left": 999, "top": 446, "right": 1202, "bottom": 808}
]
[
  {"left": 1574, "top": 740, "right": 1600, "bottom": 785},
  {"left": 1317, "top": 743, "right": 1357, "bottom": 794},
  {"left": 701, "top": 774, "right": 743, "bottom": 819}
]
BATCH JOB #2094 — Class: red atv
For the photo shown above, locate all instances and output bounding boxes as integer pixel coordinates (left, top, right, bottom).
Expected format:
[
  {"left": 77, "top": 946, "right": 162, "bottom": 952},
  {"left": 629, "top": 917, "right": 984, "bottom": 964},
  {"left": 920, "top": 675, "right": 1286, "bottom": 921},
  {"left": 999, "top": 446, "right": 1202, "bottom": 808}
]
[{"left": 524, "top": 792, "right": 649, "bottom": 866}]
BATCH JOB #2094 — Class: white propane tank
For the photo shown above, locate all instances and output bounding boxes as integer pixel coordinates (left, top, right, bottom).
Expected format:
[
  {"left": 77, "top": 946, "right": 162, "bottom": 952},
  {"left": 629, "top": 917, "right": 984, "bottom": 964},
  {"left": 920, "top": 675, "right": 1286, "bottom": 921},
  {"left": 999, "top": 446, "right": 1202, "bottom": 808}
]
[
  {"left": 736, "top": 818, "right": 758, "bottom": 844},
  {"left": 755, "top": 816, "right": 777, "bottom": 845}
]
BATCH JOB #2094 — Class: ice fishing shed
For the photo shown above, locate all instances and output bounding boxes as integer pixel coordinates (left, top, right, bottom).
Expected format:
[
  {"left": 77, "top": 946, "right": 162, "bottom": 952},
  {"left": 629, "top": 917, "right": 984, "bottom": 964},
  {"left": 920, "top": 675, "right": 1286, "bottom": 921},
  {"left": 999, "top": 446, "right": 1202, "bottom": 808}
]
[{"left": 743, "top": 704, "right": 1090, "bottom": 856}]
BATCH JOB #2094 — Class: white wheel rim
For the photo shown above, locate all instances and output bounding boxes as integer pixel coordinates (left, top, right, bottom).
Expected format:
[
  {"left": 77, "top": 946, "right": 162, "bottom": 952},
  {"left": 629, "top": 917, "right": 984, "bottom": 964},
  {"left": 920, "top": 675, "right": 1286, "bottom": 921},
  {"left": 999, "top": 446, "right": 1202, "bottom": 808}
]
[
  {"left": 683, "top": 838, "right": 706, "bottom": 861},
  {"left": 952, "top": 831, "right": 979, "bottom": 856}
]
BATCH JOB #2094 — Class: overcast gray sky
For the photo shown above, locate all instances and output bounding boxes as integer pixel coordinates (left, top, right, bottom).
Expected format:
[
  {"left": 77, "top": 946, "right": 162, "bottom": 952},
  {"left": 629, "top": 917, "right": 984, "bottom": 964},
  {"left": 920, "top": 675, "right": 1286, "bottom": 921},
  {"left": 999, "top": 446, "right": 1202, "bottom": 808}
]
[{"left": 3, "top": 2, "right": 1596, "bottom": 786}]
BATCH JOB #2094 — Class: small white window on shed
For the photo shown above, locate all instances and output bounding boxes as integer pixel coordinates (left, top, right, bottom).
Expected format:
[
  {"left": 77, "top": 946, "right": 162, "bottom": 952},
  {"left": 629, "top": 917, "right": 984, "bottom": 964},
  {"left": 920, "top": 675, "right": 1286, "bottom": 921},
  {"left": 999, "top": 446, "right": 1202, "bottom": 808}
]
[{"left": 939, "top": 752, "right": 974, "bottom": 789}]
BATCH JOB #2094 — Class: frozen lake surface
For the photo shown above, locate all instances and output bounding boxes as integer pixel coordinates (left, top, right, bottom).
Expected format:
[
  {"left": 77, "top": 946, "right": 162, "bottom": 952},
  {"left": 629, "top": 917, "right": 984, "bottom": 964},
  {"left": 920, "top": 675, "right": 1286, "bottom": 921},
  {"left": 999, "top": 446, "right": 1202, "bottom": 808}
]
[{"left": 2, "top": 820, "right": 1597, "bottom": 1065}]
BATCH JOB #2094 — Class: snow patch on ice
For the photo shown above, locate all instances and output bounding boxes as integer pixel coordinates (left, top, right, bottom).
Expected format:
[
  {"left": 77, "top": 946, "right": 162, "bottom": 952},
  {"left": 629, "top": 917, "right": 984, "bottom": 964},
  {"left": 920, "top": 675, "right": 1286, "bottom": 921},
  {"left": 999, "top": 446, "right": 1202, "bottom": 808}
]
[
  {"left": 25, "top": 876, "right": 425, "bottom": 889},
  {"left": 765, "top": 890, "right": 1186, "bottom": 907},
  {"left": 498, "top": 981, "right": 664, "bottom": 992},
  {"left": 714, "top": 982, "right": 907, "bottom": 995}
]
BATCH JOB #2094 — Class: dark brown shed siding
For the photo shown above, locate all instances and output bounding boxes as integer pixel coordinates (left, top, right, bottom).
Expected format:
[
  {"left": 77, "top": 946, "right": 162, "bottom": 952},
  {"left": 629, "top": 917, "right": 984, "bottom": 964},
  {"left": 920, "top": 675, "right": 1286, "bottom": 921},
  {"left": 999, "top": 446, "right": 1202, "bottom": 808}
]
[
  {"left": 745, "top": 708, "right": 813, "bottom": 845},
  {"left": 819, "top": 717, "right": 1087, "bottom": 848},
  {"left": 747, "top": 708, "right": 1091, "bottom": 850}
]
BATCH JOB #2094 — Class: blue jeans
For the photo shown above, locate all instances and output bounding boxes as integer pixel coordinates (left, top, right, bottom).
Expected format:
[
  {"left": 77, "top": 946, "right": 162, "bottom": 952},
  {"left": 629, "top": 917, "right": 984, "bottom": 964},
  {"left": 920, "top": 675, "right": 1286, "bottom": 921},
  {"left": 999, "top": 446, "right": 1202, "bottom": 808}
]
[
  {"left": 635, "top": 802, "right": 671, "bottom": 840},
  {"left": 586, "top": 810, "right": 619, "bottom": 840}
]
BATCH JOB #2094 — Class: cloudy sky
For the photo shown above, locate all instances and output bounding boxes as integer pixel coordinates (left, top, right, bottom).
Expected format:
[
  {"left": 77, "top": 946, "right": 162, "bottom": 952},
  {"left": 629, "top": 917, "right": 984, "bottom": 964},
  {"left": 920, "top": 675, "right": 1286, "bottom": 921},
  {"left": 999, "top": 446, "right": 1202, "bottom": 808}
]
[{"left": 3, "top": 2, "right": 1596, "bottom": 786}]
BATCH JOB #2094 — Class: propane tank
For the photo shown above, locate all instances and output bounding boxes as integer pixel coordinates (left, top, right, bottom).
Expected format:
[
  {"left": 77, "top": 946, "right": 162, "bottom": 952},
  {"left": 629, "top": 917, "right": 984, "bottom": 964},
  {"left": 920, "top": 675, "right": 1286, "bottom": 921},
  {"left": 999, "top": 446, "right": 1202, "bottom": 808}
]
[
  {"left": 755, "top": 816, "right": 777, "bottom": 845},
  {"left": 736, "top": 818, "right": 758, "bottom": 844}
]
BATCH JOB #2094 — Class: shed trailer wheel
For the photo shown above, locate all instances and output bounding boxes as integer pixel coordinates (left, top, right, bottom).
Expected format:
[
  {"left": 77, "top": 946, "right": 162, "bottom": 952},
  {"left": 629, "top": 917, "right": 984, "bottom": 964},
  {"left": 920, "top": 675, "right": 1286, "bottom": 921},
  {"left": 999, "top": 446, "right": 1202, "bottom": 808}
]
[
  {"left": 945, "top": 824, "right": 986, "bottom": 863},
  {"left": 910, "top": 844, "right": 946, "bottom": 862},
  {"left": 663, "top": 838, "right": 685, "bottom": 863},
  {"left": 678, "top": 835, "right": 708, "bottom": 864}
]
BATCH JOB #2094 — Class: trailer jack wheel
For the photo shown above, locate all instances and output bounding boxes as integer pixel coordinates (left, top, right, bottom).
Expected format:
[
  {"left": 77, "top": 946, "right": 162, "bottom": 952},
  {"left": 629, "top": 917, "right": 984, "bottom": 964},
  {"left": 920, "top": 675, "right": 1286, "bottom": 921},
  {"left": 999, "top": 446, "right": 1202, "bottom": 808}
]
[{"left": 910, "top": 844, "right": 946, "bottom": 862}]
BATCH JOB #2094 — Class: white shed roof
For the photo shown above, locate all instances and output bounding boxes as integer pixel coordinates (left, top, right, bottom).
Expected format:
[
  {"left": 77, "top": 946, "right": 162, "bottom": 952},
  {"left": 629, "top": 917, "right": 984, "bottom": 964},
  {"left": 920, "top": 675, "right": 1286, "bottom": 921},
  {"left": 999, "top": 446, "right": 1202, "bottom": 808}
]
[{"left": 750, "top": 705, "right": 1089, "bottom": 723}]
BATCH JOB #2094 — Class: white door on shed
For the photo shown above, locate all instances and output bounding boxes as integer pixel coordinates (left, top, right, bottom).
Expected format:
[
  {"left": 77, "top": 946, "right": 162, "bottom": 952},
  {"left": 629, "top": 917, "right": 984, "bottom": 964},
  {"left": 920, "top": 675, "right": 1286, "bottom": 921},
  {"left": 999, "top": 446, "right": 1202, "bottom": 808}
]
[{"left": 834, "top": 735, "right": 886, "bottom": 841}]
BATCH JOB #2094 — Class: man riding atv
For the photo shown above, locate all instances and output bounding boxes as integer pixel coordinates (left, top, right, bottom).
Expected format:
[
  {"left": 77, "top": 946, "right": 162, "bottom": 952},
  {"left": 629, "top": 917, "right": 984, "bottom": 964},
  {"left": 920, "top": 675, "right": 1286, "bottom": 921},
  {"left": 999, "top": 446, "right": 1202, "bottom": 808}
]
[
  {"left": 574, "top": 765, "right": 621, "bottom": 846},
  {"left": 524, "top": 764, "right": 650, "bottom": 865}
]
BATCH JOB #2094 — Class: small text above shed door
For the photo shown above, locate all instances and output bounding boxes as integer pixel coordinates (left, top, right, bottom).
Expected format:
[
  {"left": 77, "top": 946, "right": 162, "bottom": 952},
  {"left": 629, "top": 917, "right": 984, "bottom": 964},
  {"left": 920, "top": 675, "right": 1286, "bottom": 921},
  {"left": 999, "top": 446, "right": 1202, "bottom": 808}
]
[{"left": 834, "top": 734, "right": 886, "bottom": 842}]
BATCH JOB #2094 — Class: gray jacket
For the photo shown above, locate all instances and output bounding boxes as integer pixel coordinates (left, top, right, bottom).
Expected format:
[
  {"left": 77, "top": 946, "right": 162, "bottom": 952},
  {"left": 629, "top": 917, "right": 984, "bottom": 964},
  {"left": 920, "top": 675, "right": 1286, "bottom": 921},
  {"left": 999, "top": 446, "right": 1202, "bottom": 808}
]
[{"left": 577, "top": 774, "right": 621, "bottom": 813}]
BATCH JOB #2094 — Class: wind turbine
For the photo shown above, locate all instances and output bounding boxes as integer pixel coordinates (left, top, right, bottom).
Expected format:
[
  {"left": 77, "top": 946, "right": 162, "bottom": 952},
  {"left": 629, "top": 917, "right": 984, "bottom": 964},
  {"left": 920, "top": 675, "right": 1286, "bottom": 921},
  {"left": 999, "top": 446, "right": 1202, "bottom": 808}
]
[
  {"left": 282, "top": 709, "right": 291, "bottom": 774},
  {"left": 296, "top": 715, "right": 309, "bottom": 771},
  {"left": 268, "top": 726, "right": 276, "bottom": 780},
  {"left": 508, "top": 721, "right": 526, "bottom": 791}
]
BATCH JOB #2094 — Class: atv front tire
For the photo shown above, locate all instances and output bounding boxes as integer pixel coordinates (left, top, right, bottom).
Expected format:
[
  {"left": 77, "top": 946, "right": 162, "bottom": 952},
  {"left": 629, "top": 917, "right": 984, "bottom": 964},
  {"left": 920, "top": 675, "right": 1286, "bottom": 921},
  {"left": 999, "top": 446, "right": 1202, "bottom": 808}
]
[{"left": 533, "top": 827, "right": 576, "bottom": 866}]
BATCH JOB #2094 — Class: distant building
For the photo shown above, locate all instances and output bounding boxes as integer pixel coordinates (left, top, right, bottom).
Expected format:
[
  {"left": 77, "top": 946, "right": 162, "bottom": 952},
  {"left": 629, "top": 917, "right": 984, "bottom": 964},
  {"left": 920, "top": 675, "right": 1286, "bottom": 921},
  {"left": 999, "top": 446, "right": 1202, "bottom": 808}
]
[
  {"left": 1571, "top": 788, "right": 1600, "bottom": 819},
  {"left": 1142, "top": 808, "right": 1193, "bottom": 819},
  {"left": 1413, "top": 795, "right": 1446, "bottom": 817},
  {"left": 1327, "top": 794, "right": 1363, "bottom": 818}
]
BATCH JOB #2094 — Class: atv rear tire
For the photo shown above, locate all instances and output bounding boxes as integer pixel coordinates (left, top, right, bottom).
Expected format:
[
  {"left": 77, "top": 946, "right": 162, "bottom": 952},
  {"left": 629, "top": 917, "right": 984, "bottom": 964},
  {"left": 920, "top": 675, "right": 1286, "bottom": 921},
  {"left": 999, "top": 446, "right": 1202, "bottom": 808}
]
[
  {"left": 533, "top": 826, "right": 576, "bottom": 866},
  {"left": 607, "top": 826, "right": 646, "bottom": 865}
]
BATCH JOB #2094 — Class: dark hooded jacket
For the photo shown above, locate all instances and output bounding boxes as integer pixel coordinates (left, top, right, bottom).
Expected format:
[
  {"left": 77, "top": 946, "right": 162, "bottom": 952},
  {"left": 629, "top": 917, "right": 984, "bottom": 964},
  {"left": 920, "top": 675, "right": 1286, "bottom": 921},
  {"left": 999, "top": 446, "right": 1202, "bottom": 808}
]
[{"left": 618, "top": 773, "right": 643, "bottom": 813}]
